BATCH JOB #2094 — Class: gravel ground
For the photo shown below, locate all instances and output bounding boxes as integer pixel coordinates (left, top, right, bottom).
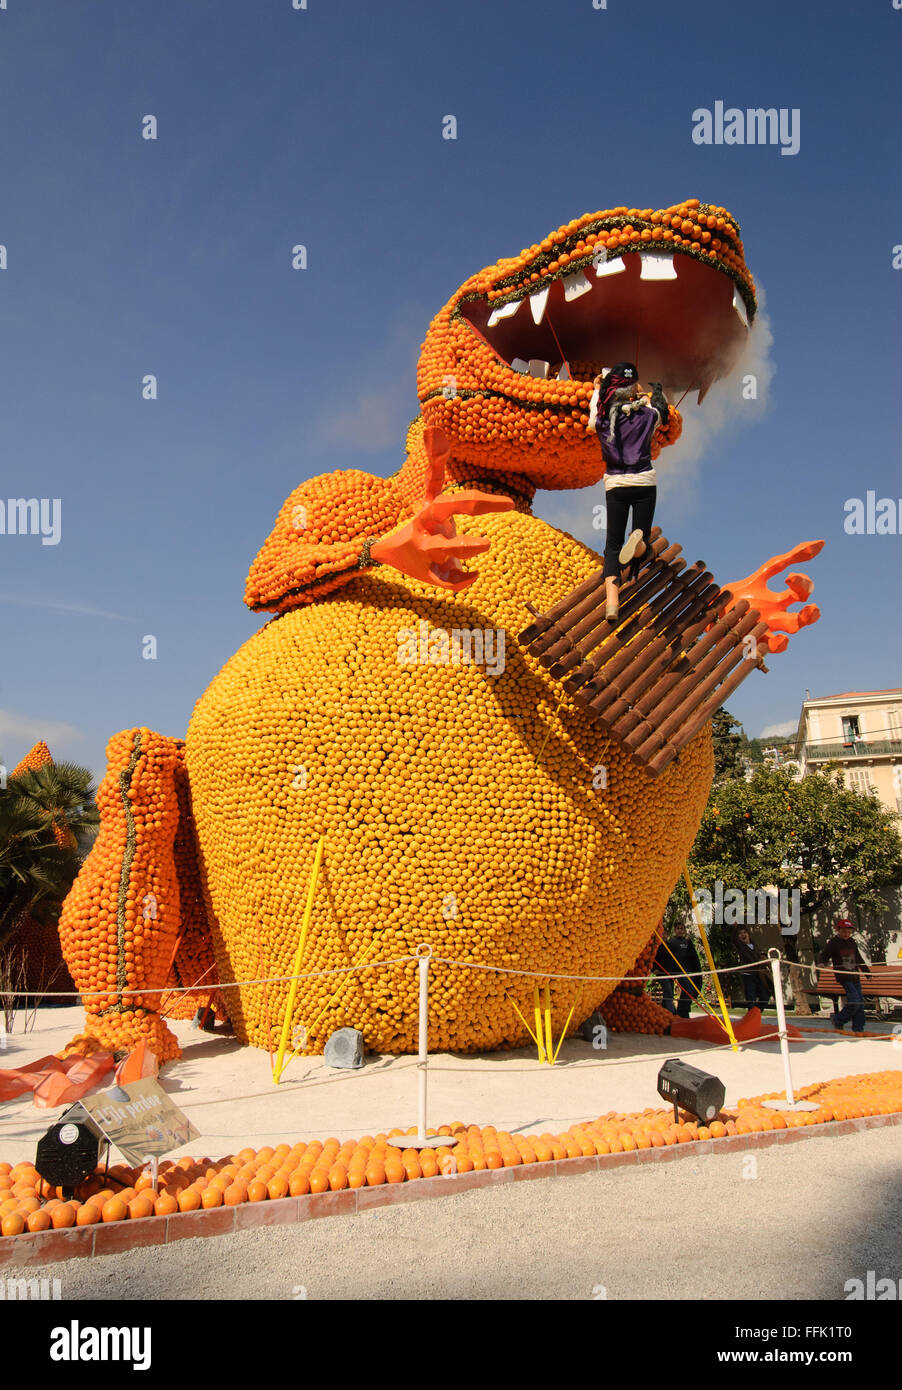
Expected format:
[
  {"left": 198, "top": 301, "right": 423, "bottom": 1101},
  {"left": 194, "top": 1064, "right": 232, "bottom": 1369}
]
[{"left": 9, "top": 1126, "right": 900, "bottom": 1301}]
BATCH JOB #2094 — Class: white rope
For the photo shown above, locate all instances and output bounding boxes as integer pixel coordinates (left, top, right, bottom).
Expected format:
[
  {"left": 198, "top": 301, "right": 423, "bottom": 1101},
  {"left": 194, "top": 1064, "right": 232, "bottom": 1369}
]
[
  {"left": 0, "top": 950, "right": 878, "bottom": 1002},
  {"left": 0, "top": 954, "right": 420, "bottom": 1002}
]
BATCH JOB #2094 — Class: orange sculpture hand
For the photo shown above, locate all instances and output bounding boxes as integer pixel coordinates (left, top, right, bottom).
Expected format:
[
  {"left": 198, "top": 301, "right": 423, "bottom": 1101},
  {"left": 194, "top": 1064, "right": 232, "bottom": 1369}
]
[
  {"left": 370, "top": 426, "right": 514, "bottom": 591},
  {"left": 723, "top": 539, "right": 824, "bottom": 655}
]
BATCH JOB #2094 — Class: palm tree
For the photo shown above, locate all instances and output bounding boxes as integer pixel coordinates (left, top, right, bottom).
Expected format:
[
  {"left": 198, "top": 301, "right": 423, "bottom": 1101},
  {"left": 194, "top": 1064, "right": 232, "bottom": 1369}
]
[{"left": 0, "top": 760, "right": 99, "bottom": 947}]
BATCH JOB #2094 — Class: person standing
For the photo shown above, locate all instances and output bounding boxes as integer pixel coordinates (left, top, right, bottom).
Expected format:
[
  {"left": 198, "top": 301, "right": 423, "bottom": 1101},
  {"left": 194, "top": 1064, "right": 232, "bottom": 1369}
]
[
  {"left": 733, "top": 927, "right": 773, "bottom": 1010},
  {"left": 587, "top": 362, "right": 673, "bottom": 621},
  {"left": 816, "top": 917, "right": 871, "bottom": 1034},
  {"left": 654, "top": 921, "right": 703, "bottom": 1018}
]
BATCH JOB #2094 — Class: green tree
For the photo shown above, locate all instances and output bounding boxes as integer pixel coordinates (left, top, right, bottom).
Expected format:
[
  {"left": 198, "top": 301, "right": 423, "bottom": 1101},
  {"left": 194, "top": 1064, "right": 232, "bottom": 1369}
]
[
  {"left": 0, "top": 761, "right": 98, "bottom": 946},
  {"left": 711, "top": 707, "right": 746, "bottom": 782},
  {"left": 665, "top": 763, "right": 902, "bottom": 965}
]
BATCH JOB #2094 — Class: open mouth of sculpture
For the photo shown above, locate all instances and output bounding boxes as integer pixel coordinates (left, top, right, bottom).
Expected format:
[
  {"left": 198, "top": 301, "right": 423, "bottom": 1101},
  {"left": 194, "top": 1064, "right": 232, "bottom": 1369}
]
[{"left": 459, "top": 249, "right": 751, "bottom": 402}]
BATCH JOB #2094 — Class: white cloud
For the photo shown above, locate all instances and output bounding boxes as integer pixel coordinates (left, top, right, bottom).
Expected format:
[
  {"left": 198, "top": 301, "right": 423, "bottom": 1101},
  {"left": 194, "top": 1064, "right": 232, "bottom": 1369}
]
[
  {"left": 0, "top": 595, "right": 129, "bottom": 621},
  {"left": 657, "top": 284, "right": 776, "bottom": 523},
  {"left": 0, "top": 709, "right": 85, "bottom": 762},
  {"left": 758, "top": 720, "right": 798, "bottom": 740},
  {"left": 315, "top": 305, "right": 426, "bottom": 453}
]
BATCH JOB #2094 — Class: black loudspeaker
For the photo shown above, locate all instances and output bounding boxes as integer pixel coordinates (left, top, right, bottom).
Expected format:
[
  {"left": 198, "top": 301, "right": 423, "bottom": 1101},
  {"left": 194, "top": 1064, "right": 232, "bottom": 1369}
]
[
  {"left": 323, "top": 1028, "right": 365, "bottom": 1070},
  {"left": 35, "top": 1105, "right": 105, "bottom": 1191},
  {"left": 657, "top": 1058, "right": 726, "bottom": 1123}
]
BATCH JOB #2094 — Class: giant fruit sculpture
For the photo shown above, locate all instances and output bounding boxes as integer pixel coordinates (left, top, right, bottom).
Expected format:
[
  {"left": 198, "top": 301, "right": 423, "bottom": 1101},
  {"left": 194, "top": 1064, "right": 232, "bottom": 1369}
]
[{"left": 59, "top": 199, "right": 820, "bottom": 1059}]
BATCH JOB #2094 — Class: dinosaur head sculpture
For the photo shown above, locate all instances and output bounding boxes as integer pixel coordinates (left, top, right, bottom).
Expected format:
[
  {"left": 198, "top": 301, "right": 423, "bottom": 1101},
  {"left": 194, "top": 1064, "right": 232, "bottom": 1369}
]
[{"left": 418, "top": 198, "right": 755, "bottom": 491}]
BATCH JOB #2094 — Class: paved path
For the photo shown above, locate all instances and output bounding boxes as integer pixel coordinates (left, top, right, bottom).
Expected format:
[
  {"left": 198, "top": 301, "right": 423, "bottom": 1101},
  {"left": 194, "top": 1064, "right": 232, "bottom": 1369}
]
[{"left": 9, "top": 1127, "right": 900, "bottom": 1300}]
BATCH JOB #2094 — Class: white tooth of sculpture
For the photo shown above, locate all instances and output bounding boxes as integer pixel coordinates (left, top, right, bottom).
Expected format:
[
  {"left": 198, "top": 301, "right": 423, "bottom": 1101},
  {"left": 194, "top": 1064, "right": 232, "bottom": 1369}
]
[
  {"left": 639, "top": 253, "right": 677, "bottom": 281},
  {"left": 562, "top": 269, "right": 592, "bottom": 301},
  {"left": 593, "top": 256, "right": 625, "bottom": 278},
  {"left": 529, "top": 286, "right": 549, "bottom": 325},
  {"left": 528, "top": 360, "right": 549, "bottom": 379},
  {"left": 732, "top": 286, "right": 749, "bottom": 328},
  {"left": 487, "top": 298, "right": 521, "bottom": 328},
  {"left": 511, "top": 358, "right": 530, "bottom": 374},
  {"left": 557, "top": 363, "right": 571, "bottom": 380}
]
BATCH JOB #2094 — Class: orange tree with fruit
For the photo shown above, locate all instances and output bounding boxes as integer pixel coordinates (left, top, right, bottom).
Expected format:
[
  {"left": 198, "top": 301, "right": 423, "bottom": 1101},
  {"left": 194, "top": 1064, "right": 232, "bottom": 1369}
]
[{"left": 57, "top": 199, "right": 822, "bottom": 1061}]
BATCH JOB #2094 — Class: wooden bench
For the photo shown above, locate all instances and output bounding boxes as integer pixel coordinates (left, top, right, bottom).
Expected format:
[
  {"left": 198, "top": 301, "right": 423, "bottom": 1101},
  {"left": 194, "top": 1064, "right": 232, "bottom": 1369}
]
[{"left": 803, "top": 962, "right": 902, "bottom": 1013}]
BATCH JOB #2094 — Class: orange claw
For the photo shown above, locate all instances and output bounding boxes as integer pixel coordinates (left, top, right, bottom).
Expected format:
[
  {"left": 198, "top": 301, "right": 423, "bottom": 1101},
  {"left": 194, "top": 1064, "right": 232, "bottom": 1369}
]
[
  {"left": 370, "top": 426, "right": 514, "bottom": 591},
  {"left": 722, "top": 539, "right": 824, "bottom": 655}
]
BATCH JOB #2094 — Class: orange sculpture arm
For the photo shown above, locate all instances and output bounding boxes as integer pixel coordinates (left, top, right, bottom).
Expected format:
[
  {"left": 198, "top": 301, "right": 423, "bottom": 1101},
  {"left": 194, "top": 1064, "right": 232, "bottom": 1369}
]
[
  {"left": 244, "top": 469, "right": 406, "bottom": 614},
  {"left": 723, "top": 539, "right": 824, "bottom": 654},
  {"left": 371, "top": 427, "right": 514, "bottom": 591}
]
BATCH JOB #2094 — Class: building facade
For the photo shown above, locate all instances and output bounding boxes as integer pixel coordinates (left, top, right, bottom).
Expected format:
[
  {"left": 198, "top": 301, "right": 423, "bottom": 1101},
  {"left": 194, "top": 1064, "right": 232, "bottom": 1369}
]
[
  {"left": 795, "top": 688, "right": 902, "bottom": 822},
  {"left": 794, "top": 687, "right": 902, "bottom": 970}
]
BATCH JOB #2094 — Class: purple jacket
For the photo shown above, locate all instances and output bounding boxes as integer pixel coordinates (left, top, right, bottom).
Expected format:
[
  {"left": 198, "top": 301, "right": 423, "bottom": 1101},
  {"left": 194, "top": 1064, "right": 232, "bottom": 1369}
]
[{"left": 596, "top": 401, "right": 660, "bottom": 476}]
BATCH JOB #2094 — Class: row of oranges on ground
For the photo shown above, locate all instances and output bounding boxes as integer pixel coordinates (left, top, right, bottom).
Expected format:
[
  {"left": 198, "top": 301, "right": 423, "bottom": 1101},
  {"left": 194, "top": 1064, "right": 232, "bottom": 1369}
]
[{"left": 2, "top": 1073, "right": 899, "bottom": 1237}]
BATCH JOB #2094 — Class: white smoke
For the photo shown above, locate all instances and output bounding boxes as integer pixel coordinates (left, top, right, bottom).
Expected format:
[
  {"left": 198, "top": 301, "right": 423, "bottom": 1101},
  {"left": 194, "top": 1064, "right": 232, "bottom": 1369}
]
[{"left": 657, "top": 283, "right": 775, "bottom": 523}]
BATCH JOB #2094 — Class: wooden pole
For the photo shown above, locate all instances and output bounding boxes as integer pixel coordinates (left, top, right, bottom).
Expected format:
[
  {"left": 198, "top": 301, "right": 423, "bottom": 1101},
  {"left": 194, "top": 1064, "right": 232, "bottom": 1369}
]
[
  {"left": 538, "top": 546, "right": 684, "bottom": 672},
  {"left": 620, "top": 603, "right": 757, "bottom": 751},
  {"left": 631, "top": 620, "right": 768, "bottom": 763},
  {"left": 554, "top": 557, "right": 699, "bottom": 684},
  {"left": 579, "top": 568, "right": 714, "bottom": 713},
  {"left": 518, "top": 528, "right": 668, "bottom": 646},
  {"left": 647, "top": 651, "right": 767, "bottom": 774}
]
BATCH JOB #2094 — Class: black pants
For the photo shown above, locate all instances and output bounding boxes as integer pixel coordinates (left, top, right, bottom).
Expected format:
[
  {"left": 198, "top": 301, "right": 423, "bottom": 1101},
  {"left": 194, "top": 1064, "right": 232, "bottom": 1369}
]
[{"left": 602, "top": 484, "right": 657, "bottom": 580}]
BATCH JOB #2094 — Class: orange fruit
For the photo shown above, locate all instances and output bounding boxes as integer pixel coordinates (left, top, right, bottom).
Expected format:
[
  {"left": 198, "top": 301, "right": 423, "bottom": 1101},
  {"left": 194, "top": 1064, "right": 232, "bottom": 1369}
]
[
  {"left": 247, "top": 1180, "right": 268, "bottom": 1203},
  {"left": 128, "top": 1196, "right": 155, "bottom": 1220},
  {"left": 1, "top": 1211, "right": 26, "bottom": 1237},
  {"left": 177, "top": 1187, "right": 202, "bottom": 1212},
  {"left": 101, "top": 1197, "right": 128, "bottom": 1222},
  {"left": 26, "top": 1208, "right": 53, "bottom": 1233},
  {"left": 154, "top": 1192, "right": 178, "bottom": 1216},
  {"left": 201, "top": 1186, "right": 222, "bottom": 1209},
  {"left": 51, "top": 1203, "right": 77, "bottom": 1229}
]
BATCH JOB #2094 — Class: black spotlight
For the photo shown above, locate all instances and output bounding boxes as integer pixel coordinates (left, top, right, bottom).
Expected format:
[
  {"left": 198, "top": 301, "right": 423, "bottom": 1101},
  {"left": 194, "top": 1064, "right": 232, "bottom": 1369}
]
[
  {"left": 35, "top": 1104, "right": 106, "bottom": 1197},
  {"left": 657, "top": 1058, "right": 726, "bottom": 1124}
]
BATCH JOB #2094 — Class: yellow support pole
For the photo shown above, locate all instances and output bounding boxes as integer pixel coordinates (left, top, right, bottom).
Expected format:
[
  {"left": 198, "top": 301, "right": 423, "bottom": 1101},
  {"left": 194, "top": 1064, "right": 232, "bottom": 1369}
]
[
  {"left": 506, "top": 991, "right": 541, "bottom": 1050},
  {"left": 543, "top": 982, "right": 553, "bottom": 1065},
  {"left": 551, "top": 1003, "right": 576, "bottom": 1063},
  {"left": 653, "top": 927, "right": 721, "bottom": 1025},
  {"left": 299, "top": 922, "right": 387, "bottom": 1056},
  {"left": 682, "top": 866, "right": 739, "bottom": 1052},
  {"left": 533, "top": 985, "right": 546, "bottom": 1063},
  {"left": 272, "top": 835, "right": 325, "bottom": 1083}
]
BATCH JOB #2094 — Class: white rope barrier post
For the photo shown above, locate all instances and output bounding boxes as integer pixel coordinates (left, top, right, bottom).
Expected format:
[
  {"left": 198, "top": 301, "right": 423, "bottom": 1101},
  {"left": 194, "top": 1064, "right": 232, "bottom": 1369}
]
[
  {"left": 762, "top": 949, "right": 818, "bottom": 1114},
  {"left": 400, "top": 943, "right": 458, "bottom": 1151}
]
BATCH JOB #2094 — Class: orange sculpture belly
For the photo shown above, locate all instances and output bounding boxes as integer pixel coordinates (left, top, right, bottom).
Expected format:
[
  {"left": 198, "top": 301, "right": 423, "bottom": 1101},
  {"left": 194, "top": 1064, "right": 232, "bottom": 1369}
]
[{"left": 185, "top": 508, "right": 713, "bottom": 1054}]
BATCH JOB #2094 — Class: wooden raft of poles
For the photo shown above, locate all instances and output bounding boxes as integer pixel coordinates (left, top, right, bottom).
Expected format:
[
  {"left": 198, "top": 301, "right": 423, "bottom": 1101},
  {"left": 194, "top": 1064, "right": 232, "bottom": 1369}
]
[{"left": 517, "top": 528, "right": 769, "bottom": 778}]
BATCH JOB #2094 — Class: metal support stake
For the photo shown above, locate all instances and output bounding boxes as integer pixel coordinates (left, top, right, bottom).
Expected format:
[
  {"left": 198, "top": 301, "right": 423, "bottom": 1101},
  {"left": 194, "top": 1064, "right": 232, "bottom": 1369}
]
[
  {"left": 401, "top": 944, "right": 458, "bottom": 1151},
  {"left": 762, "top": 949, "right": 818, "bottom": 1113}
]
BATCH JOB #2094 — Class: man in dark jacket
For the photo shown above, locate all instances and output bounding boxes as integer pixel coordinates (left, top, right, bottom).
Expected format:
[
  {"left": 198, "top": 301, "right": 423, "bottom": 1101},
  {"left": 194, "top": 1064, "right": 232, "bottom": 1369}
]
[
  {"left": 654, "top": 921, "right": 703, "bottom": 1018},
  {"left": 816, "top": 917, "right": 870, "bottom": 1034},
  {"left": 733, "top": 927, "right": 772, "bottom": 1010}
]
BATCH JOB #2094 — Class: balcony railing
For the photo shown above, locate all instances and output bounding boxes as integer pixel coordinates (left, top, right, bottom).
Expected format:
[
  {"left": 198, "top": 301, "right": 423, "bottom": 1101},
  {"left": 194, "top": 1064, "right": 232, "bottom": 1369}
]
[{"left": 803, "top": 739, "right": 902, "bottom": 761}]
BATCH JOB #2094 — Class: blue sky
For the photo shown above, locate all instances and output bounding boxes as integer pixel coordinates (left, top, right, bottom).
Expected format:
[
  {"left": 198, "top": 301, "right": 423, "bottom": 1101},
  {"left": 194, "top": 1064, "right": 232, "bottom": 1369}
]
[{"left": 1, "top": 0, "right": 899, "bottom": 782}]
